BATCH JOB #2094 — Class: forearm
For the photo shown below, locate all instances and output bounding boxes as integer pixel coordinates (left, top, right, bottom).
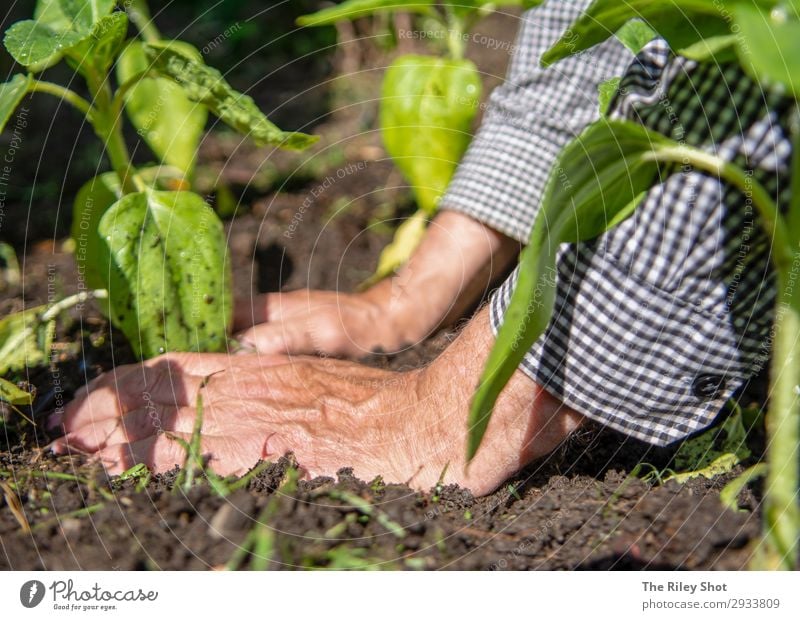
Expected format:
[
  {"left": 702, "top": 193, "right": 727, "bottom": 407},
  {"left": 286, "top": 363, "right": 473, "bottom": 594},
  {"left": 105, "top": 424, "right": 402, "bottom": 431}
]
[
  {"left": 363, "top": 209, "right": 519, "bottom": 349},
  {"left": 404, "top": 306, "right": 583, "bottom": 494}
]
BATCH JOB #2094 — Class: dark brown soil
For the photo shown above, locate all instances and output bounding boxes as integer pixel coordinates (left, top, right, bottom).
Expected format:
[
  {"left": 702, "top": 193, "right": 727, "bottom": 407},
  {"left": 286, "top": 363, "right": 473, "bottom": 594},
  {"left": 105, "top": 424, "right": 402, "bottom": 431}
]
[{"left": 0, "top": 8, "right": 773, "bottom": 571}]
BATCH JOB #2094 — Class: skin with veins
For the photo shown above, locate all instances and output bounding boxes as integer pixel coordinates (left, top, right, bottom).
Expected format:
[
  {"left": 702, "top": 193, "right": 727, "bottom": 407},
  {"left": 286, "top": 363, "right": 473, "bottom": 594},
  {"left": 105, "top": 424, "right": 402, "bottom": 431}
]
[{"left": 52, "top": 211, "right": 582, "bottom": 495}]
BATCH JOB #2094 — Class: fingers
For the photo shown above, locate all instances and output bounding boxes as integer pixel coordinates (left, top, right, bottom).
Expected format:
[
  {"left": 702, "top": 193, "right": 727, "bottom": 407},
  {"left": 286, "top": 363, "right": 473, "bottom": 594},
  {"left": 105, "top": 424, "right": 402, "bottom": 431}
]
[
  {"left": 236, "top": 318, "right": 318, "bottom": 355},
  {"left": 57, "top": 362, "right": 208, "bottom": 433},
  {"left": 93, "top": 432, "right": 256, "bottom": 477},
  {"left": 92, "top": 432, "right": 193, "bottom": 476},
  {"left": 233, "top": 291, "right": 308, "bottom": 331},
  {"left": 233, "top": 293, "right": 271, "bottom": 330},
  {"left": 52, "top": 404, "right": 190, "bottom": 453},
  {"left": 50, "top": 351, "right": 296, "bottom": 435}
]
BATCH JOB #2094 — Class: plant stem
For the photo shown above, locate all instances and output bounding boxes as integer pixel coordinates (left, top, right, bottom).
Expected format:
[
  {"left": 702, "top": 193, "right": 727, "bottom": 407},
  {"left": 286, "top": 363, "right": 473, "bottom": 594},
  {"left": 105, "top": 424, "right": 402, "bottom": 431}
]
[
  {"left": 444, "top": 8, "right": 466, "bottom": 60},
  {"left": 757, "top": 273, "right": 800, "bottom": 569},
  {"left": 644, "top": 145, "right": 794, "bottom": 271},
  {"left": 86, "top": 71, "right": 137, "bottom": 194},
  {"left": 125, "top": 0, "right": 161, "bottom": 43},
  {"left": 28, "top": 80, "right": 95, "bottom": 121},
  {"left": 40, "top": 289, "right": 108, "bottom": 322},
  {"left": 647, "top": 143, "right": 800, "bottom": 568},
  {"left": 111, "top": 70, "right": 151, "bottom": 119}
]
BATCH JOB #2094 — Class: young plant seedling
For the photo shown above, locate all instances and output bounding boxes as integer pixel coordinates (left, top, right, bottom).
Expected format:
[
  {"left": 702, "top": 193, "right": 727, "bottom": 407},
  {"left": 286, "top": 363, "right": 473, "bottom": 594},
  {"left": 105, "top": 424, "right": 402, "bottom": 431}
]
[{"left": 0, "top": 0, "right": 317, "bottom": 363}]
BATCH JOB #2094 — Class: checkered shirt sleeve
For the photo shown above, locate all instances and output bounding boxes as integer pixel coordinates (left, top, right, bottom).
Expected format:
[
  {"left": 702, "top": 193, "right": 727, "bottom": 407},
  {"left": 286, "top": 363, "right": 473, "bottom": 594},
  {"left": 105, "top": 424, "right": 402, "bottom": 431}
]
[{"left": 442, "top": 1, "right": 791, "bottom": 445}]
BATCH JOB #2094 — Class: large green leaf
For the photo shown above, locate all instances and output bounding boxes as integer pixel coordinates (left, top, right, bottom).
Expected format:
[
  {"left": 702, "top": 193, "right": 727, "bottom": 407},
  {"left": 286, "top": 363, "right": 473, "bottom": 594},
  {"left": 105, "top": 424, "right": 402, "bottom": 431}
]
[
  {"left": 297, "top": 0, "right": 435, "bottom": 26},
  {"left": 4, "top": 0, "right": 116, "bottom": 71},
  {"left": 735, "top": 4, "right": 800, "bottom": 97},
  {"left": 34, "top": 0, "right": 72, "bottom": 31},
  {"left": 380, "top": 54, "right": 481, "bottom": 214},
  {"left": 0, "top": 377, "right": 33, "bottom": 406},
  {"left": 3, "top": 20, "right": 84, "bottom": 70},
  {"left": 71, "top": 172, "right": 122, "bottom": 291},
  {"left": 98, "top": 190, "right": 232, "bottom": 358},
  {"left": 66, "top": 11, "right": 128, "bottom": 75},
  {"left": 467, "top": 120, "right": 674, "bottom": 460},
  {"left": 118, "top": 41, "right": 208, "bottom": 175},
  {"left": 0, "top": 75, "right": 31, "bottom": 134},
  {"left": 143, "top": 42, "right": 318, "bottom": 151},
  {"left": 540, "top": 0, "right": 776, "bottom": 67},
  {"left": 58, "top": 0, "right": 116, "bottom": 32}
]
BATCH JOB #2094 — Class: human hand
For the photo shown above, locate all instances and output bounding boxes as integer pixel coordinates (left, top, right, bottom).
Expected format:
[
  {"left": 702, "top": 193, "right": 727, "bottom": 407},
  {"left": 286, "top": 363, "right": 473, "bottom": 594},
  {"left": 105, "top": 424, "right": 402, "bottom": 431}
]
[
  {"left": 49, "top": 308, "right": 581, "bottom": 495},
  {"left": 234, "top": 210, "right": 519, "bottom": 358}
]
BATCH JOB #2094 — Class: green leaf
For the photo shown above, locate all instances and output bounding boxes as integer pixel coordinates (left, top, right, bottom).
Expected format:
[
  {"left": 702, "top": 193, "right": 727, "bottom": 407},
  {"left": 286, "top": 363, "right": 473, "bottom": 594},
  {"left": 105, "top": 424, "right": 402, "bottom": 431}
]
[
  {"left": 597, "top": 76, "right": 620, "bottom": 115},
  {"left": 98, "top": 190, "right": 232, "bottom": 358},
  {"left": 57, "top": 0, "right": 116, "bottom": 32},
  {"left": 667, "top": 404, "right": 751, "bottom": 482},
  {"left": 66, "top": 11, "right": 128, "bottom": 75},
  {"left": 118, "top": 41, "right": 208, "bottom": 175},
  {"left": 467, "top": 120, "right": 673, "bottom": 460},
  {"left": 143, "top": 42, "right": 318, "bottom": 151},
  {"left": 3, "top": 20, "right": 84, "bottom": 70},
  {"left": 735, "top": 3, "right": 800, "bottom": 97},
  {"left": 720, "top": 463, "right": 767, "bottom": 512},
  {"left": 541, "top": 0, "right": 775, "bottom": 67},
  {"left": 0, "top": 305, "right": 49, "bottom": 375},
  {"left": 0, "top": 377, "right": 33, "bottom": 406},
  {"left": 614, "top": 18, "right": 656, "bottom": 54},
  {"left": 71, "top": 172, "right": 122, "bottom": 291},
  {"left": 34, "top": 0, "right": 72, "bottom": 31},
  {"left": 678, "top": 33, "right": 738, "bottom": 62},
  {"left": 363, "top": 209, "right": 427, "bottom": 287},
  {"left": 4, "top": 1, "right": 116, "bottom": 71},
  {"left": 297, "top": 0, "right": 435, "bottom": 27},
  {"left": 0, "top": 75, "right": 31, "bottom": 134},
  {"left": 380, "top": 54, "right": 481, "bottom": 214}
]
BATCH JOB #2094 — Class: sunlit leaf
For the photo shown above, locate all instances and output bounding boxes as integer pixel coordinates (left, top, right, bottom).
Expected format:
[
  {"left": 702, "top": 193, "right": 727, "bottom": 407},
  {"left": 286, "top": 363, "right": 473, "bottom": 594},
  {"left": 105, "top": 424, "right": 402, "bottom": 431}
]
[
  {"left": 0, "top": 305, "right": 49, "bottom": 375},
  {"left": 143, "top": 42, "right": 318, "bottom": 151},
  {"left": 98, "top": 190, "right": 232, "bottom": 358},
  {"left": 118, "top": 41, "right": 208, "bottom": 175},
  {"left": 735, "top": 3, "right": 800, "bottom": 97},
  {"left": 380, "top": 54, "right": 480, "bottom": 214},
  {"left": 0, "top": 75, "right": 31, "bottom": 134},
  {"left": 363, "top": 210, "right": 427, "bottom": 287},
  {"left": 614, "top": 18, "right": 656, "bottom": 53},
  {"left": 0, "top": 377, "right": 33, "bottom": 406},
  {"left": 66, "top": 11, "right": 128, "bottom": 75},
  {"left": 3, "top": 20, "right": 84, "bottom": 70},
  {"left": 720, "top": 463, "right": 767, "bottom": 512},
  {"left": 597, "top": 76, "right": 620, "bottom": 115},
  {"left": 540, "top": 0, "right": 775, "bottom": 67},
  {"left": 71, "top": 172, "right": 122, "bottom": 291}
]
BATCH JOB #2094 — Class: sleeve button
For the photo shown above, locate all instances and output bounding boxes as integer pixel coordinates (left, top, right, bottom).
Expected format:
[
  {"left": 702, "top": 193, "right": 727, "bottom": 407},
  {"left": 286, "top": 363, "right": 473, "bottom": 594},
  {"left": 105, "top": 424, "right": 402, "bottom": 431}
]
[{"left": 692, "top": 373, "right": 726, "bottom": 400}]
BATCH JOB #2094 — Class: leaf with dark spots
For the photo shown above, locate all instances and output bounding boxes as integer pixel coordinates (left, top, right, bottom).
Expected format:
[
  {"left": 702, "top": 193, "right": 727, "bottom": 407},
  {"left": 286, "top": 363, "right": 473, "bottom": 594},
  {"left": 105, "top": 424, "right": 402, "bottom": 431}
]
[{"left": 98, "top": 190, "right": 232, "bottom": 358}]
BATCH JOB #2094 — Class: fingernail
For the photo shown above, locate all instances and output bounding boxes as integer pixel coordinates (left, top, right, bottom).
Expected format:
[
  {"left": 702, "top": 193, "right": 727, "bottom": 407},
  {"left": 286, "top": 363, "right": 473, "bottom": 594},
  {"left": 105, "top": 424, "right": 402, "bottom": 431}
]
[
  {"left": 46, "top": 412, "right": 63, "bottom": 431},
  {"left": 49, "top": 438, "right": 65, "bottom": 454}
]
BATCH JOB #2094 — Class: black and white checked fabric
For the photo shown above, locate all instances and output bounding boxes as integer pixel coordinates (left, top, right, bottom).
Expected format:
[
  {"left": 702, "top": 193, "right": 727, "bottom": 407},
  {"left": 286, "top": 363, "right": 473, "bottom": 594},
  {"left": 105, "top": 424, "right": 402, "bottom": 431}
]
[{"left": 442, "top": 0, "right": 793, "bottom": 445}]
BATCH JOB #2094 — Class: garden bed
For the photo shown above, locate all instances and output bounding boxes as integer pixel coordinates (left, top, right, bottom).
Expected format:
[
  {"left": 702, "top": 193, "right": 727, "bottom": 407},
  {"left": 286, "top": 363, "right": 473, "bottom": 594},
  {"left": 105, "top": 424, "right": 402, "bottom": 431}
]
[
  {"left": 0, "top": 152, "right": 763, "bottom": 569},
  {"left": 0, "top": 3, "right": 768, "bottom": 571}
]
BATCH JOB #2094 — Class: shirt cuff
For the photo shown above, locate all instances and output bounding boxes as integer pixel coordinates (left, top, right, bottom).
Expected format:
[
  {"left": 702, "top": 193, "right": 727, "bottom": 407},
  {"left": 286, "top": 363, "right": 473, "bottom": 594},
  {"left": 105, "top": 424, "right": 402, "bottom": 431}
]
[{"left": 488, "top": 247, "right": 762, "bottom": 446}]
